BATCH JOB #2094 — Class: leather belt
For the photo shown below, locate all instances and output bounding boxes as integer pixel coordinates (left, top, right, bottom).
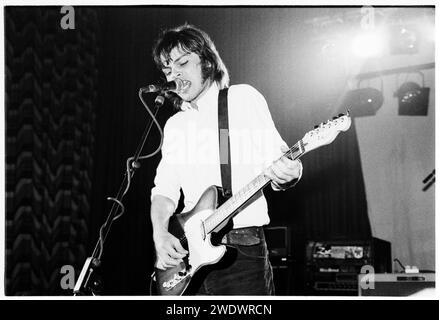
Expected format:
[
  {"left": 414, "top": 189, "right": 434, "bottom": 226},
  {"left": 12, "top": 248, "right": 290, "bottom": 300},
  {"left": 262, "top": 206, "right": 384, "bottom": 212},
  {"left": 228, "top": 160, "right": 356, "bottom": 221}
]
[{"left": 221, "top": 226, "right": 264, "bottom": 246}]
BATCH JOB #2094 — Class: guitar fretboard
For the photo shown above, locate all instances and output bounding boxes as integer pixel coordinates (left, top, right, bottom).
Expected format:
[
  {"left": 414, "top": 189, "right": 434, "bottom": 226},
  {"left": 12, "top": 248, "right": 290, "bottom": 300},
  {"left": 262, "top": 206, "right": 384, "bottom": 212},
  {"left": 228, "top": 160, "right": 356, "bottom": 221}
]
[{"left": 204, "top": 140, "right": 305, "bottom": 234}]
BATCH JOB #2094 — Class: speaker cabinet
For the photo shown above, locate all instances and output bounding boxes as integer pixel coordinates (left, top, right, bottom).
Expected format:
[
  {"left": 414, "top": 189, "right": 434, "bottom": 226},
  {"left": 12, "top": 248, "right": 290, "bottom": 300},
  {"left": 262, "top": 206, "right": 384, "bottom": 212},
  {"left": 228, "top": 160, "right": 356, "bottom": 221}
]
[
  {"left": 264, "top": 226, "right": 293, "bottom": 295},
  {"left": 272, "top": 263, "right": 294, "bottom": 295},
  {"left": 264, "top": 225, "right": 291, "bottom": 259}
]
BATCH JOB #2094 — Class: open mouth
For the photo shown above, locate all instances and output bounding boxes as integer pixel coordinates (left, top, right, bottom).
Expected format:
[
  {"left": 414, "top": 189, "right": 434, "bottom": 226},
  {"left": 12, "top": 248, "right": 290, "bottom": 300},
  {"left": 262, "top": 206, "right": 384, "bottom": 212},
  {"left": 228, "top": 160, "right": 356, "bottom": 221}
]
[{"left": 178, "top": 80, "right": 191, "bottom": 94}]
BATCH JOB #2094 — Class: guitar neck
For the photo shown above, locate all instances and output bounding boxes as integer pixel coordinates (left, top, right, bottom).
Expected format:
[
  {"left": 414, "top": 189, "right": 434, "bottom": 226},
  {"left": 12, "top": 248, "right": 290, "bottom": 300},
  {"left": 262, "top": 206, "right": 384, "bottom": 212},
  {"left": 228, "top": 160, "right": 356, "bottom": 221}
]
[{"left": 204, "top": 140, "right": 305, "bottom": 234}]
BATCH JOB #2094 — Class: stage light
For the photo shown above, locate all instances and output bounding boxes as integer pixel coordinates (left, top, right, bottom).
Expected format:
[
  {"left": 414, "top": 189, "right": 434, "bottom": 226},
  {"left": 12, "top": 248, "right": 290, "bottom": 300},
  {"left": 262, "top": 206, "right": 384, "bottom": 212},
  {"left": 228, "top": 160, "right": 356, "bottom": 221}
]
[
  {"left": 351, "top": 31, "right": 385, "bottom": 58},
  {"left": 389, "top": 24, "right": 419, "bottom": 55},
  {"left": 342, "top": 87, "right": 384, "bottom": 117},
  {"left": 394, "top": 80, "right": 429, "bottom": 116}
]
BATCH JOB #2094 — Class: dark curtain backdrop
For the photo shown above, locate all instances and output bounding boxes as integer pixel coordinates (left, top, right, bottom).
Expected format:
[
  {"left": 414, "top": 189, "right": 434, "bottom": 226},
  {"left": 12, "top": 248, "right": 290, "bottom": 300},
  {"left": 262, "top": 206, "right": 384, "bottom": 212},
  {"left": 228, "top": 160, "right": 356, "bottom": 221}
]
[
  {"left": 5, "top": 6, "right": 99, "bottom": 295},
  {"left": 5, "top": 6, "right": 371, "bottom": 295},
  {"left": 92, "top": 7, "right": 371, "bottom": 295}
]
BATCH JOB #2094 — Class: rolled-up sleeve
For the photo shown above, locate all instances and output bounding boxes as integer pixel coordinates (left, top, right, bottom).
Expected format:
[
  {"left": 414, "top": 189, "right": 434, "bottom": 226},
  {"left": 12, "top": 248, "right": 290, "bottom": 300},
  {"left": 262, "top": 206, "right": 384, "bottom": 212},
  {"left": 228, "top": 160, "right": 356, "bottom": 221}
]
[{"left": 150, "top": 118, "right": 181, "bottom": 206}]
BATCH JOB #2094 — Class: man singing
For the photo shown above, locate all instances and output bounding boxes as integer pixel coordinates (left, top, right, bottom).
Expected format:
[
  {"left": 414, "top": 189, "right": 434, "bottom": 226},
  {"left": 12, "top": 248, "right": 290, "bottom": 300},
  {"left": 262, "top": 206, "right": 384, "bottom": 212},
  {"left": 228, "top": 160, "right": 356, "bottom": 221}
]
[{"left": 150, "top": 24, "right": 302, "bottom": 295}]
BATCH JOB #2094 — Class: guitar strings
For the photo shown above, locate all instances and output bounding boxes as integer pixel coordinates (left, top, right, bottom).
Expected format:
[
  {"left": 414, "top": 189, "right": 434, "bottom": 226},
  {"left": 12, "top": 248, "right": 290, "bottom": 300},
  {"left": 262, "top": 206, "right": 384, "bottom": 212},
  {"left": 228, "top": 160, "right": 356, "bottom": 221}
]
[
  {"left": 177, "top": 115, "right": 348, "bottom": 244},
  {"left": 202, "top": 140, "right": 303, "bottom": 234}
]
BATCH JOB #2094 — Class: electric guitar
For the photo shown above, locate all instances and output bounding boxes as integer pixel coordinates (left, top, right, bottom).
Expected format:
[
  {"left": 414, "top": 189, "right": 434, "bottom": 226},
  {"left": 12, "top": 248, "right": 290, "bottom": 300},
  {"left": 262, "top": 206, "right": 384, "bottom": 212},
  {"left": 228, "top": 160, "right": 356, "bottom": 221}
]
[{"left": 153, "top": 112, "right": 352, "bottom": 295}]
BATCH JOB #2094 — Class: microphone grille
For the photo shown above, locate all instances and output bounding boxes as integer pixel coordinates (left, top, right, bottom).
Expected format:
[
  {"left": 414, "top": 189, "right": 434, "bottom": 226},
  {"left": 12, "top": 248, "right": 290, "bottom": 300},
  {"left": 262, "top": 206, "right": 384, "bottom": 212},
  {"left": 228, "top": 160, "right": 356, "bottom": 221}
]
[
  {"left": 146, "top": 84, "right": 159, "bottom": 93},
  {"left": 155, "top": 95, "right": 165, "bottom": 105}
]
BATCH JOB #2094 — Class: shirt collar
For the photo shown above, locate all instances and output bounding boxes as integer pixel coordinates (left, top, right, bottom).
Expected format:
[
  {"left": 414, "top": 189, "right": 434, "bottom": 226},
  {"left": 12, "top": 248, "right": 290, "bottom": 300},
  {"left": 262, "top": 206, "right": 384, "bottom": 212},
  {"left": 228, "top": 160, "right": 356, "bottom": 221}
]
[{"left": 180, "top": 82, "right": 219, "bottom": 112}]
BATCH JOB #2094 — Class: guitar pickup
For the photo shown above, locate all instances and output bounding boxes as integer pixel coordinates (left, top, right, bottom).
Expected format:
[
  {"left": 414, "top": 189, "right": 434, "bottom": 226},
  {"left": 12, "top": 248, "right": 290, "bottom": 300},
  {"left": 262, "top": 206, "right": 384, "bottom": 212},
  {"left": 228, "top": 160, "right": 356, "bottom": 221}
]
[{"left": 201, "top": 221, "right": 207, "bottom": 241}]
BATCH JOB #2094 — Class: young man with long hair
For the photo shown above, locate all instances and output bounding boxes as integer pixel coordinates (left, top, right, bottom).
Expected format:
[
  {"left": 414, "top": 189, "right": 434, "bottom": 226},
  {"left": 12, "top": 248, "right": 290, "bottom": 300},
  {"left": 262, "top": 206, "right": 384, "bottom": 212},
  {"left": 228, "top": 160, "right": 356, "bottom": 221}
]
[{"left": 150, "top": 24, "right": 302, "bottom": 295}]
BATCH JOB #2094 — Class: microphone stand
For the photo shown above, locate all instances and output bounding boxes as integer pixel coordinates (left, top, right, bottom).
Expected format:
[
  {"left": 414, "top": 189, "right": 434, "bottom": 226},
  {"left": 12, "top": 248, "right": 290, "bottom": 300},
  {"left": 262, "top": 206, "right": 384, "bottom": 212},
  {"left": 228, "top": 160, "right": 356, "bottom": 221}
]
[{"left": 73, "top": 91, "right": 165, "bottom": 295}]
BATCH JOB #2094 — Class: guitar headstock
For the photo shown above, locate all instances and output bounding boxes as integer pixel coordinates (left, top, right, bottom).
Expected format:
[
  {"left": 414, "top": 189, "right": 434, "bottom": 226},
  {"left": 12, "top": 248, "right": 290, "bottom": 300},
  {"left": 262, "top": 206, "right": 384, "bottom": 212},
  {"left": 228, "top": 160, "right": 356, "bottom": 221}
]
[{"left": 301, "top": 112, "right": 351, "bottom": 154}]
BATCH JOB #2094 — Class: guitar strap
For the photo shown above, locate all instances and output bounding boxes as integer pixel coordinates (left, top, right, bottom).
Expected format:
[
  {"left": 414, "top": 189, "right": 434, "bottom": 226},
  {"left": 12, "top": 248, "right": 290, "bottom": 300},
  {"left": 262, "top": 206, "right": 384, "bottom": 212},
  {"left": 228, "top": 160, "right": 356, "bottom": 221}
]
[{"left": 218, "top": 87, "right": 232, "bottom": 198}]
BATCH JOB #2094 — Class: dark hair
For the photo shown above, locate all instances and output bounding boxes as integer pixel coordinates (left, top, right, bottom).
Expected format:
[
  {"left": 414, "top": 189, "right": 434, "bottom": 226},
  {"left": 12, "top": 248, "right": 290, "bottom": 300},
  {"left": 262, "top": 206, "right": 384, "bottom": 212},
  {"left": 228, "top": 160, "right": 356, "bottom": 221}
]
[{"left": 152, "top": 24, "right": 230, "bottom": 91}]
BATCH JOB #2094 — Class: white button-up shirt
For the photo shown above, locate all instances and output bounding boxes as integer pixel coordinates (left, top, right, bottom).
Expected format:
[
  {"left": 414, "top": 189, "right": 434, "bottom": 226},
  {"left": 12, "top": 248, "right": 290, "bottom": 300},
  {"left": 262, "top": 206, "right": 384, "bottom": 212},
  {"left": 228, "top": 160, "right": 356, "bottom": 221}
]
[{"left": 150, "top": 83, "right": 287, "bottom": 228}]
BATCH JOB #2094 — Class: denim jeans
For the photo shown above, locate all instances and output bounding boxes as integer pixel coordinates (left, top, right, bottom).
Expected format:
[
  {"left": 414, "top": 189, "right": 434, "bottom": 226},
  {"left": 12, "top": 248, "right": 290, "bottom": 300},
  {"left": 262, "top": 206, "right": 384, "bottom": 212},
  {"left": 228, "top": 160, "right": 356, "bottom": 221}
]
[{"left": 190, "top": 227, "right": 275, "bottom": 295}]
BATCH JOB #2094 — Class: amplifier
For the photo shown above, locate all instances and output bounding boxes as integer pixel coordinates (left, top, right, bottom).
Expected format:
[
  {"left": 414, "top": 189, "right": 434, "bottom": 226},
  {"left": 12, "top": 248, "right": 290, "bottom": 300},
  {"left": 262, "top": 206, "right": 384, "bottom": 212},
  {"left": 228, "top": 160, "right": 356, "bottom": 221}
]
[
  {"left": 305, "top": 238, "right": 391, "bottom": 295},
  {"left": 264, "top": 225, "right": 291, "bottom": 260},
  {"left": 358, "top": 273, "right": 435, "bottom": 296}
]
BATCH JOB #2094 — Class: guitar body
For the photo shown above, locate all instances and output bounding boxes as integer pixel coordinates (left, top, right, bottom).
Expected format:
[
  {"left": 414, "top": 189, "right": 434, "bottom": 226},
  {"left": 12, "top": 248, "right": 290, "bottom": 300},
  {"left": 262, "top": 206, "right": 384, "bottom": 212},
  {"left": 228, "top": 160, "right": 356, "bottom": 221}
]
[
  {"left": 151, "top": 112, "right": 351, "bottom": 296},
  {"left": 154, "top": 185, "right": 230, "bottom": 296}
]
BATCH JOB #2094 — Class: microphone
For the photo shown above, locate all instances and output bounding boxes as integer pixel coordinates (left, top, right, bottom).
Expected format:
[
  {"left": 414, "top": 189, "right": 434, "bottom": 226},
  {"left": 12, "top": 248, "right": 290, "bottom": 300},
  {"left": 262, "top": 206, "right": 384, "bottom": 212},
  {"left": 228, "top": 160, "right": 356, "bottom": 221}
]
[
  {"left": 141, "top": 79, "right": 183, "bottom": 93},
  {"left": 154, "top": 95, "right": 165, "bottom": 107}
]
